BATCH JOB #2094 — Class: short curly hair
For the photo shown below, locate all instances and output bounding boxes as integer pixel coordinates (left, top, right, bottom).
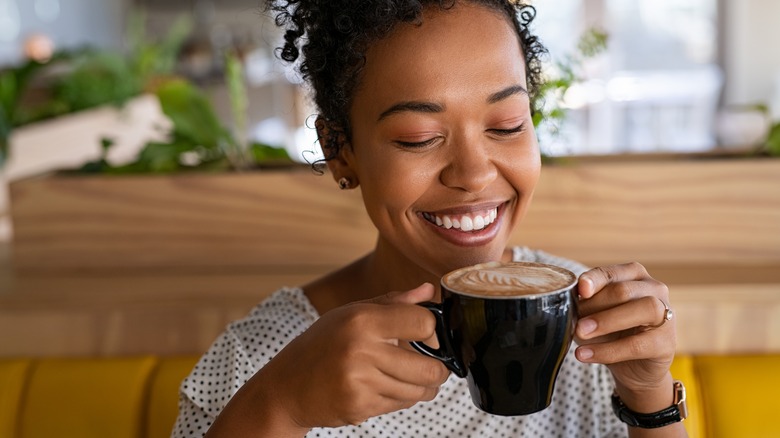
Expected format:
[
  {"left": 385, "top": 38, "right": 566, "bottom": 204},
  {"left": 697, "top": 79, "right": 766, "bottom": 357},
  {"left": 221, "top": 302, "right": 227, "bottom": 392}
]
[{"left": 264, "top": 0, "right": 547, "bottom": 162}]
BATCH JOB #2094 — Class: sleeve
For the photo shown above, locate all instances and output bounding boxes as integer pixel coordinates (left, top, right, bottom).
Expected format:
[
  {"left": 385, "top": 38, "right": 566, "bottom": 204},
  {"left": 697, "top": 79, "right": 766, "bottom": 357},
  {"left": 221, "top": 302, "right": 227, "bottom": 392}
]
[
  {"left": 171, "top": 394, "right": 215, "bottom": 438},
  {"left": 170, "top": 289, "right": 318, "bottom": 438},
  {"left": 171, "top": 329, "right": 257, "bottom": 438}
]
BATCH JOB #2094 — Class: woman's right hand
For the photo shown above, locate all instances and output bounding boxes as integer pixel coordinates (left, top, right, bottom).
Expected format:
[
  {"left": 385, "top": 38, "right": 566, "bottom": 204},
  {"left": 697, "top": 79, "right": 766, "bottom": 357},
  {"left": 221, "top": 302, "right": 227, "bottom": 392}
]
[{"left": 206, "top": 283, "right": 450, "bottom": 437}]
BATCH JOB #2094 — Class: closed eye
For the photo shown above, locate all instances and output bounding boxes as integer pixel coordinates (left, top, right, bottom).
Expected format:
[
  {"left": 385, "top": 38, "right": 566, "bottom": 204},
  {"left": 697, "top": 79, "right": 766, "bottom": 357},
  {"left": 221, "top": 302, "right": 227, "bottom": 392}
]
[
  {"left": 395, "top": 138, "right": 438, "bottom": 148},
  {"left": 488, "top": 123, "right": 525, "bottom": 136}
]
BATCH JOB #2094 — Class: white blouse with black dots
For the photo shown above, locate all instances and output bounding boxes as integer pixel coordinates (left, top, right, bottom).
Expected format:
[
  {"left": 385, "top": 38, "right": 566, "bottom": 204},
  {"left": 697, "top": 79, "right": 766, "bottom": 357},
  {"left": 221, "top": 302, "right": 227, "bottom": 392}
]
[{"left": 172, "top": 247, "right": 627, "bottom": 437}]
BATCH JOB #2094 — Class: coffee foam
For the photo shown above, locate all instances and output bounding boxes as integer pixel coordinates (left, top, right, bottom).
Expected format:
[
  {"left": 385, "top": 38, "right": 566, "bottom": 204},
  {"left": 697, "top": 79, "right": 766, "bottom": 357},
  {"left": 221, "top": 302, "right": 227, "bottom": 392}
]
[{"left": 443, "top": 262, "right": 576, "bottom": 297}]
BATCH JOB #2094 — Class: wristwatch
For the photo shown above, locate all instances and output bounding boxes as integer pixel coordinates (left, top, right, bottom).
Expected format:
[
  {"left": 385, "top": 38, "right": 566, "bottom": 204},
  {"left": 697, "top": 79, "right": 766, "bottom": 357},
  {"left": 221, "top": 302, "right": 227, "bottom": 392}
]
[{"left": 611, "top": 380, "right": 688, "bottom": 429}]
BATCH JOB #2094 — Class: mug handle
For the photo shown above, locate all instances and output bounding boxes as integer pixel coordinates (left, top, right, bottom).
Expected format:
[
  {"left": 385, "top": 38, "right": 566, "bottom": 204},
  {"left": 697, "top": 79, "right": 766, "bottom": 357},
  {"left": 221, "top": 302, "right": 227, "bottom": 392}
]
[{"left": 409, "top": 302, "right": 467, "bottom": 378}]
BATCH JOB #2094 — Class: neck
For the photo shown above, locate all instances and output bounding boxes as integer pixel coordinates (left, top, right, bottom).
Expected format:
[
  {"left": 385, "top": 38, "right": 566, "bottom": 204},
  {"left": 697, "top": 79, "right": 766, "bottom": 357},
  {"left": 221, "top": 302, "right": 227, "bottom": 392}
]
[
  {"left": 304, "top": 237, "right": 515, "bottom": 314},
  {"left": 360, "top": 237, "right": 442, "bottom": 299}
]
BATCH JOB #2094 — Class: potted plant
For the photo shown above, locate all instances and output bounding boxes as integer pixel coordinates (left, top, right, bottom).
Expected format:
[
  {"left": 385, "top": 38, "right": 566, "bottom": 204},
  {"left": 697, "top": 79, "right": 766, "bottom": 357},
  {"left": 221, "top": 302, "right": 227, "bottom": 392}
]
[{"left": 3, "top": 13, "right": 315, "bottom": 274}]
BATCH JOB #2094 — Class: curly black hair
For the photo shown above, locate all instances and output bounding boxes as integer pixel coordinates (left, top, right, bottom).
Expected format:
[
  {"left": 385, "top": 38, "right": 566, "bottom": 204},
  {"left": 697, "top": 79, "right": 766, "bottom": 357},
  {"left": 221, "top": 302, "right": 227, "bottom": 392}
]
[{"left": 264, "top": 0, "right": 547, "bottom": 163}]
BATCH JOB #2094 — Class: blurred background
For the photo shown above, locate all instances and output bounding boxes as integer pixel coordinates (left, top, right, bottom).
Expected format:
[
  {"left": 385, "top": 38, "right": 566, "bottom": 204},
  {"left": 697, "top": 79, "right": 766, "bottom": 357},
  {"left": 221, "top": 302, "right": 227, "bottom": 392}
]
[
  {"left": 0, "top": 4, "right": 778, "bottom": 436},
  {"left": 1, "top": 0, "right": 779, "bottom": 156},
  {"left": 1, "top": 0, "right": 778, "bottom": 147},
  {"left": 0, "top": 0, "right": 779, "bottom": 241}
]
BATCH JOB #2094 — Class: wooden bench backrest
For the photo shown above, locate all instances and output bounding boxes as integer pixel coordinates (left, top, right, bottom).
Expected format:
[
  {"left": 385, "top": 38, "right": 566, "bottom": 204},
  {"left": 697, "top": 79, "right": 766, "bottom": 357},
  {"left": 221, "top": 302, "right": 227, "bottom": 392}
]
[{"left": 10, "top": 158, "right": 780, "bottom": 273}]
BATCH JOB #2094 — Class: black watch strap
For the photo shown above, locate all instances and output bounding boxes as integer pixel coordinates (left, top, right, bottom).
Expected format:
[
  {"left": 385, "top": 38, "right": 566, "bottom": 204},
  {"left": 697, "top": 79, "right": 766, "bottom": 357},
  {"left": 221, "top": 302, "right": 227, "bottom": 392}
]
[{"left": 611, "top": 380, "right": 688, "bottom": 429}]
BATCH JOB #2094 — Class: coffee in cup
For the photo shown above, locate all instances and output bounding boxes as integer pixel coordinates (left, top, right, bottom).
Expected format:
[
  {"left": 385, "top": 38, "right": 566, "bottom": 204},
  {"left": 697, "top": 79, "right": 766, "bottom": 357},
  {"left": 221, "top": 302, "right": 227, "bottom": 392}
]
[{"left": 411, "top": 261, "right": 578, "bottom": 416}]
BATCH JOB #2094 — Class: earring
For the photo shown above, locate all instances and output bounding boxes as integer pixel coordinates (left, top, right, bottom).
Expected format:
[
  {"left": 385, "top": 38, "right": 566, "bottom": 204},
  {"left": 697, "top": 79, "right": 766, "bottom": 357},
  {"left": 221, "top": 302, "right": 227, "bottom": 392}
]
[{"left": 338, "top": 177, "right": 351, "bottom": 190}]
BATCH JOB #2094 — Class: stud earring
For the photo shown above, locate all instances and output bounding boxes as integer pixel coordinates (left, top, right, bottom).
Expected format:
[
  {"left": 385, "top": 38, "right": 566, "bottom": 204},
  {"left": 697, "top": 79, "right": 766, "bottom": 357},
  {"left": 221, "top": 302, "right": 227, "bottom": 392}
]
[{"left": 338, "top": 177, "right": 351, "bottom": 190}]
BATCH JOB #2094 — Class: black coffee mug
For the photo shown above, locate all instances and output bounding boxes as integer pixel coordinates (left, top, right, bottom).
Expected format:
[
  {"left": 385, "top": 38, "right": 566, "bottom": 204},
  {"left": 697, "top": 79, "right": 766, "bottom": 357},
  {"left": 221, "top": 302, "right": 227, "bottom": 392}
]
[{"left": 411, "top": 262, "right": 578, "bottom": 416}]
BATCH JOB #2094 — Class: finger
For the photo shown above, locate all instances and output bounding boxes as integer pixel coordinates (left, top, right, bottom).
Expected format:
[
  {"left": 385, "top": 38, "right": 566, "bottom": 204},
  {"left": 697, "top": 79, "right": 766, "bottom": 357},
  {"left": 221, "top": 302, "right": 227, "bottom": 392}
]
[
  {"left": 575, "top": 327, "right": 676, "bottom": 364},
  {"left": 576, "top": 295, "right": 670, "bottom": 341},
  {"left": 376, "top": 344, "right": 450, "bottom": 387},
  {"left": 375, "top": 371, "right": 442, "bottom": 404},
  {"left": 577, "top": 279, "right": 668, "bottom": 318},
  {"left": 350, "top": 302, "right": 437, "bottom": 342},
  {"left": 368, "top": 283, "right": 436, "bottom": 305},
  {"left": 578, "top": 262, "right": 651, "bottom": 299},
  {"left": 362, "top": 391, "right": 436, "bottom": 422},
  {"left": 337, "top": 387, "right": 429, "bottom": 427}
]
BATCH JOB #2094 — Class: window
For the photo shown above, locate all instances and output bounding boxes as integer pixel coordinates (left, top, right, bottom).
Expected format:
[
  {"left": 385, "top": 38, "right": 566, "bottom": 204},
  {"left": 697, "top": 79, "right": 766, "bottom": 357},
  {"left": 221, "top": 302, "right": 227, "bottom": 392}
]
[{"left": 531, "top": 0, "right": 721, "bottom": 156}]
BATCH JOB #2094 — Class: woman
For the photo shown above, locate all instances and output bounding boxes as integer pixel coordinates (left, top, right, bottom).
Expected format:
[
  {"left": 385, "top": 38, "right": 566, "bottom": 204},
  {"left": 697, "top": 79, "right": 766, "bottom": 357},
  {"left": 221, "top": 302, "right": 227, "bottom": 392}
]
[{"left": 173, "top": 1, "right": 685, "bottom": 436}]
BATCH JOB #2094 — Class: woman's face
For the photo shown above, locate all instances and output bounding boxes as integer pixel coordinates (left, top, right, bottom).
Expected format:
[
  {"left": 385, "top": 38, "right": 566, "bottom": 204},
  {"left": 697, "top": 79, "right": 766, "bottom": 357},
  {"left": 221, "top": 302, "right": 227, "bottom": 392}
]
[{"left": 339, "top": 2, "right": 541, "bottom": 277}]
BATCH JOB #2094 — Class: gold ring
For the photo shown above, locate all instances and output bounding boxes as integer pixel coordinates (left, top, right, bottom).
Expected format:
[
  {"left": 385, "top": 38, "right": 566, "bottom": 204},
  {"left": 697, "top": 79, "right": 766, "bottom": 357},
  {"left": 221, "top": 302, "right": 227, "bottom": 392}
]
[{"left": 649, "top": 298, "right": 673, "bottom": 328}]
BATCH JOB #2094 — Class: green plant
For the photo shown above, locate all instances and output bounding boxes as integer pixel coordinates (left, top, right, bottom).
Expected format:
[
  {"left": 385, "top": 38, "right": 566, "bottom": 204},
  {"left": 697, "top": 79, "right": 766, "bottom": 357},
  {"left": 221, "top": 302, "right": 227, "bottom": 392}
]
[
  {"left": 765, "top": 122, "right": 780, "bottom": 156},
  {"left": 126, "top": 10, "right": 192, "bottom": 83},
  {"left": 532, "top": 28, "right": 608, "bottom": 136},
  {"left": 0, "top": 54, "right": 79, "bottom": 165},
  {"left": 0, "top": 60, "right": 39, "bottom": 165},
  {"left": 1, "top": 12, "right": 291, "bottom": 173},
  {"left": 78, "top": 53, "right": 290, "bottom": 174},
  {"left": 746, "top": 103, "right": 780, "bottom": 157},
  {"left": 0, "top": 11, "right": 191, "bottom": 169}
]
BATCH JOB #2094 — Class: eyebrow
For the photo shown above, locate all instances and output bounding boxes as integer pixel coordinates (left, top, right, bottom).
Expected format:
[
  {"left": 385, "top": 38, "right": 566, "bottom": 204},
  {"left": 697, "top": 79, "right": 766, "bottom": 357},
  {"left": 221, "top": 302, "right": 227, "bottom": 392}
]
[
  {"left": 376, "top": 84, "right": 529, "bottom": 122},
  {"left": 487, "top": 85, "right": 529, "bottom": 104},
  {"left": 377, "top": 101, "right": 444, "bottom": 121}
]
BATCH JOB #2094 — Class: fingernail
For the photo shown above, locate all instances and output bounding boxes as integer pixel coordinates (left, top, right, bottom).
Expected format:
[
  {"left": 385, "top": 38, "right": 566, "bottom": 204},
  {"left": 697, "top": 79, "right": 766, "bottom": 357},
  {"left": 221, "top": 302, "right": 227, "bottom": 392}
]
[
  {"left": 578, "top": 318, "right": 597, "bottom": 335},
  {"left": 581, "top": 277, "right": 593, "bottom": 292},
  {"left": 578, "top": 347, "right": 594, "bottom": 361}
]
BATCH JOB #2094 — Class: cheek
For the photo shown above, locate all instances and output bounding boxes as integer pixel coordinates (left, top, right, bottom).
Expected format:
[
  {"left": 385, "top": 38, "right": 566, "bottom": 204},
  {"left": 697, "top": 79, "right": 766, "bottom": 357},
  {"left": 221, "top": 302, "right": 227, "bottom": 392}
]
[
  {"left": 359, "top": 155, "right": 434, "bottom": 213},
  {"left": 499, "top": 135, "right": 541, "bottom": 187}
]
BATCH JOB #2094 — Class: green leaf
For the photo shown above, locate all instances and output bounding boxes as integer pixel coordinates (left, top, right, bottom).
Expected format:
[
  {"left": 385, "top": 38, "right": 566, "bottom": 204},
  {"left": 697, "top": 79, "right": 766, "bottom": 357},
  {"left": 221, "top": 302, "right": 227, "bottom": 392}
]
[
  {"left": 577, "top": 28, "right": 609, "bottom": 58},
  {"left": 225, "top": 52, "right": 248, "bottom": 143},
  {"left": 0, "top": 71, "right": 18, "bottom": 118},
  {"left": 532, "top": 112, "right": 544, "bottom": 128},
  {"left": 249, "top": 143, "right": 291, "bottom": 163},
  {"left": 766, "top": 122, "right": 780, "bottom": 156},
  {"left": 52, "top": 51, "right": 141, "bottom": 112},
  {"left": 77, "top": 159, "right": 111, "bottom": 174},
  {"left": 127, "top": 10, "right": 192, "bottom": 81},
  {"left": 155, "top": 79, "right": 229, "bottom": 149},
  {"left": 135, "top": 140, "right": 190, "bottom": 173}
]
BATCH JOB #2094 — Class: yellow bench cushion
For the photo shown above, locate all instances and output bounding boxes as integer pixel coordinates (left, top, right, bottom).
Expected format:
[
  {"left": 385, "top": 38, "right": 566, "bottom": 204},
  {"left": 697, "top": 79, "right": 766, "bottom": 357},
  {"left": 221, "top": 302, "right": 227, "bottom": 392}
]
[
  {"left": 0, "top": 359, "right": 33, "bottom": 437},
  {"left": 695, "top": 354, "right": 780, "bottom": 438},
  {"left": 146, "top": 356, "right": 199, "bottom": 438},
  {"left": 18, "top": 357, "right": 157, "bottom": 438},
  {"left": 670, "top": 355, "right": 705, "bottom": 438}
]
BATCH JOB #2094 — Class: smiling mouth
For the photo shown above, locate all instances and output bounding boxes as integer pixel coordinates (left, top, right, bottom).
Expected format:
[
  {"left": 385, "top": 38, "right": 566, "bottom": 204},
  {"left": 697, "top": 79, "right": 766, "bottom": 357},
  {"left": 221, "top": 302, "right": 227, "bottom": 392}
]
[{"left": 421, "top": 206, "right": 499, "bottom": 232}]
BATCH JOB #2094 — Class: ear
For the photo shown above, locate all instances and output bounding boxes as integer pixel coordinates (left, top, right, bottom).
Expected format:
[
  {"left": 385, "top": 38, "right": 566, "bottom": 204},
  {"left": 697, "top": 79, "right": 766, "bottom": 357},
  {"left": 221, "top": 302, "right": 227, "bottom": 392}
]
[{"left": 315, "top": 116, "right": 359, "bottom": 186}]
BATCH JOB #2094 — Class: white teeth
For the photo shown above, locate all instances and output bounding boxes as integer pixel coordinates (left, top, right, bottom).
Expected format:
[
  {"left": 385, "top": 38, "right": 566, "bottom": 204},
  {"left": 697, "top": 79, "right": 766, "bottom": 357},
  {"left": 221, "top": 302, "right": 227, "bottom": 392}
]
[
  {"left": 461, "top": 216, "right": 473, "bottom": 231},
  {"left": 473, "top": 215, "right": 485, "bottom": 230},
  {"left": 426, "top": 207, "right": 499, "bottom": 232}
]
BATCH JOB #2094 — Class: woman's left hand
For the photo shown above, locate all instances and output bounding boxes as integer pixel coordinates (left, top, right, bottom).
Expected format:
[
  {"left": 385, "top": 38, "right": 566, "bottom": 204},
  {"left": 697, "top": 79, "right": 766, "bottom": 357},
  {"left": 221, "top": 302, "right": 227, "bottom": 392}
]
[{"left": 575, "top": 262, "right": 676, "bottom": 400}]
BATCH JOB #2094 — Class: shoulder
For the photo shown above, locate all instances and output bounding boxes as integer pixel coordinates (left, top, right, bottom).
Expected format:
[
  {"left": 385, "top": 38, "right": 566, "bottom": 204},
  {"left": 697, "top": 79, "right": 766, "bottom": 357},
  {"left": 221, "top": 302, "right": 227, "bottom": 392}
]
[
  {"left": 227, "top": 287, "right": 319, "bottom": 363},
  {"left": 242, "top": 287, "right": 320, "bottom": 326},
  {"left": 179, "top": 287, "right": 319, "bottom": 414},
  {"left": 511, "top": 246, "right": 590, "bottom": 276}
]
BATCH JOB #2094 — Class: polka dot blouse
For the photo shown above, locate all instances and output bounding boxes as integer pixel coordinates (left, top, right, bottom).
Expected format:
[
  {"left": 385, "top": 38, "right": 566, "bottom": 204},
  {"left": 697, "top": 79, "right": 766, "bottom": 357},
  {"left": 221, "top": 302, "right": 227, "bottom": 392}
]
[{"left": 173, "top": 247, "right": 626, "bottom": 437}]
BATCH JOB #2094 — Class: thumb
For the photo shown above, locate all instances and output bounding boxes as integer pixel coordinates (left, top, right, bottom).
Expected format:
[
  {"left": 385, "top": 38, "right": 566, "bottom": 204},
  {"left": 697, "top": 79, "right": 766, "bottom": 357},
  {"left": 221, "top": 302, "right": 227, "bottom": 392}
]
[{"left": 368, "top": 282, "right": 436, "bottom": 305}]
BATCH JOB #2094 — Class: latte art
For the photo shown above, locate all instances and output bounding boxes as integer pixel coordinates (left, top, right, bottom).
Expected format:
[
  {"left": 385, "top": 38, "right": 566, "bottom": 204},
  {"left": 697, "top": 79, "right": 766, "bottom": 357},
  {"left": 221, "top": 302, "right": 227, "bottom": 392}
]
[{"left": 443, "top": 262, "right": 576, "bottom": 297}]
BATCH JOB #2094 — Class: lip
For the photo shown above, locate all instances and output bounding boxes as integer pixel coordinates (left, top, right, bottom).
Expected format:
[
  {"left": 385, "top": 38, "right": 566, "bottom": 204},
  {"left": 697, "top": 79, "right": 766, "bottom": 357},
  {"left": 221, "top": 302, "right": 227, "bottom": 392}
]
[
  {"left": 418, "top": 201, "right": 508, "bottom": 247},
  {"left": 422, "top": 201, "right": 505, "bottom": 217}
]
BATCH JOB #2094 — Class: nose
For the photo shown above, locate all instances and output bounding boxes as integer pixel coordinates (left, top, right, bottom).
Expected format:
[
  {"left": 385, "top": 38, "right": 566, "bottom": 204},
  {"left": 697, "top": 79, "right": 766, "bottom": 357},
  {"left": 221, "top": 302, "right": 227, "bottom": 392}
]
[{"left": 439, "top": 137, "right": 498, "bottom": 193}]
